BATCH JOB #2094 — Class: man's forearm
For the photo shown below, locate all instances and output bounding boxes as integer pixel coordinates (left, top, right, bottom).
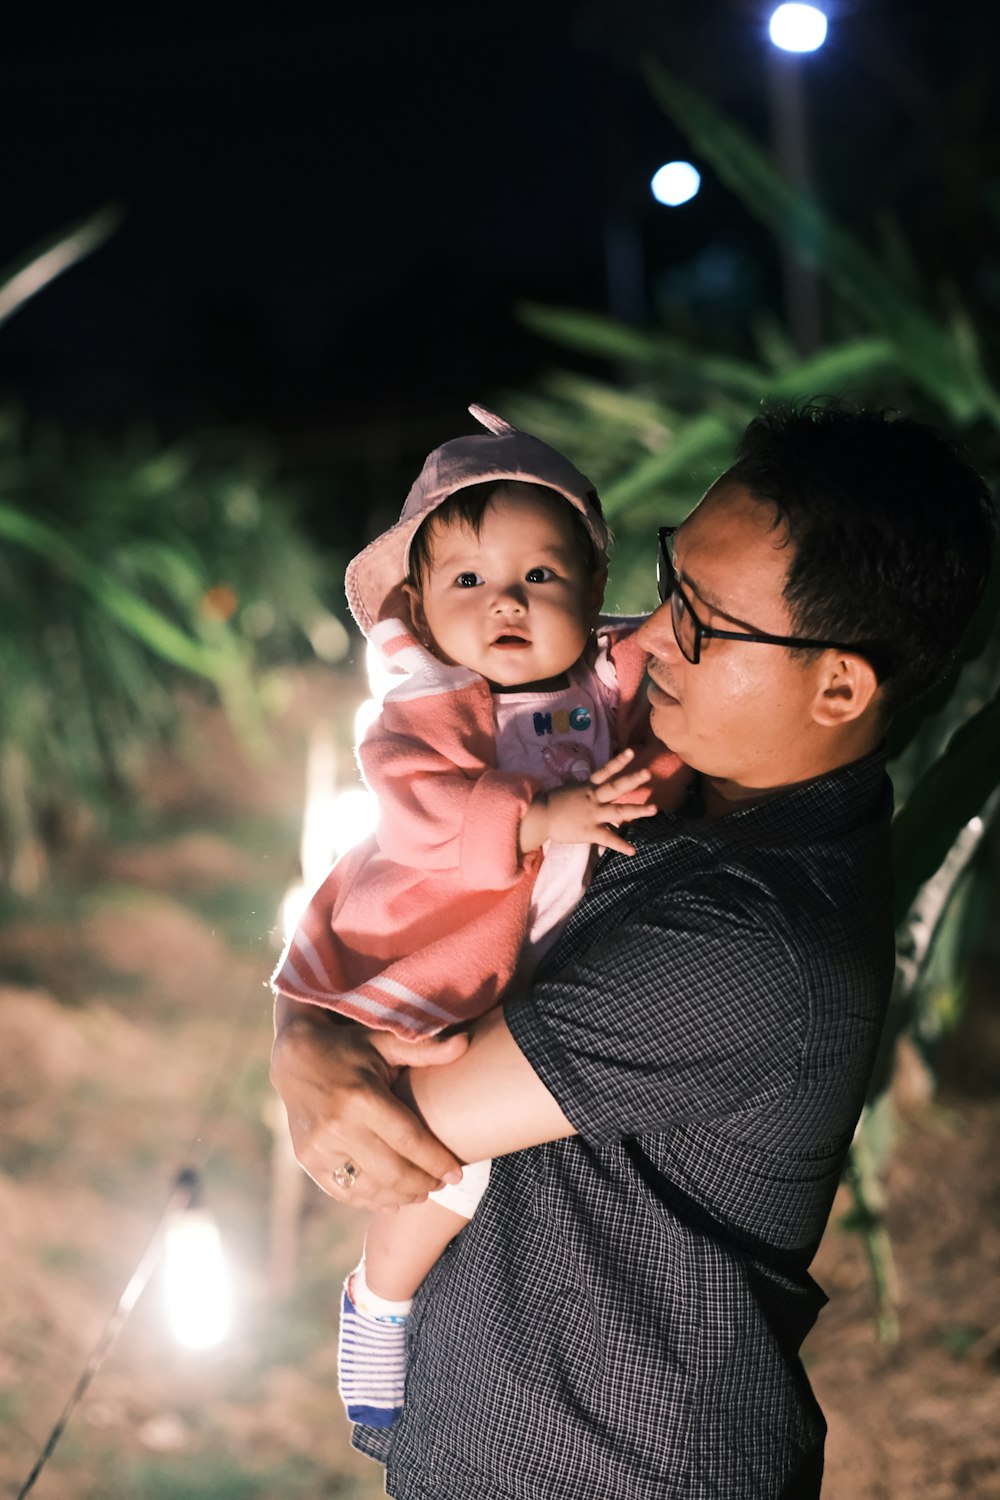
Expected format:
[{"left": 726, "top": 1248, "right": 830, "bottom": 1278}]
[{"left": 270, "top": 991, "right": 466, "bottom": 1207}]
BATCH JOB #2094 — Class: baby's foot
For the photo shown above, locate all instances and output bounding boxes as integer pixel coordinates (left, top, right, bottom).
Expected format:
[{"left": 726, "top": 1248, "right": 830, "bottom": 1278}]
[{"left": 338, "top": 1271, "right": 410, "bottom": 1428}]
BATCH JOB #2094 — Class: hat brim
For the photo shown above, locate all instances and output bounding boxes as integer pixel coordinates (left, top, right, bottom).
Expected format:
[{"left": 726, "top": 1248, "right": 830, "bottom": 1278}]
[{"left": 345, "top": 431, "right": 607, "bottom": 636}]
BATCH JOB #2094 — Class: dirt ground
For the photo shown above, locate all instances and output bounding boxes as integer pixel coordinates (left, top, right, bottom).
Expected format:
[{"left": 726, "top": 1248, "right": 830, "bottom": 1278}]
[{"left": 1, "top": 682, "right": 997, "bottom": 1499}]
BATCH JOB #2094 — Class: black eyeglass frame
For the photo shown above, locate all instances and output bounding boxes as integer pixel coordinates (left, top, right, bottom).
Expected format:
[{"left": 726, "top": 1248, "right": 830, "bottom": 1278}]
[{"left": 656, "top": 526, "right": 867, "bottom": 666}]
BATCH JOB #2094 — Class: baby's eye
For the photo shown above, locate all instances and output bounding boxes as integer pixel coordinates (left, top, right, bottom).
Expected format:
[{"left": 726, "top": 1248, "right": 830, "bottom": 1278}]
[
  {"left": 455, "top": 571, "right": 484, "bottom": 588},
  {"left": 525, "top": 566, "right": 555, "bottom": 583}
]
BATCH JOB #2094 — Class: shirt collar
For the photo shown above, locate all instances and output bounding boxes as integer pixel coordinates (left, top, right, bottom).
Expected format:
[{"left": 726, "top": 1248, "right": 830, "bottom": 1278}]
[{"left": 644, "top": 743, "right": 892, "bottom": 850}]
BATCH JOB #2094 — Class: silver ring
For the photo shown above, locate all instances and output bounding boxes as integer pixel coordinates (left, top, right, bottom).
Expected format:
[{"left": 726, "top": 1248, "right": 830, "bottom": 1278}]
[{"left": 332, "top": 1160, "right": 359, "bottom": 1190}]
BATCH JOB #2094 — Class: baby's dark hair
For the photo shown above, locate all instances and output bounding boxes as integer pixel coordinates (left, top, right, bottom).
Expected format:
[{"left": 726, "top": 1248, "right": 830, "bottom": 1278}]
[{"left": 407, "top": 480, "right": 601, "bottom": 587}]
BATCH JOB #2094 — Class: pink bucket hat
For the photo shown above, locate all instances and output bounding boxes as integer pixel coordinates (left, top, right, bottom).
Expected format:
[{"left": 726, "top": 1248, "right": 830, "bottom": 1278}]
[{"left": 344, "top": 404, "right": 609, "bottom": 635}]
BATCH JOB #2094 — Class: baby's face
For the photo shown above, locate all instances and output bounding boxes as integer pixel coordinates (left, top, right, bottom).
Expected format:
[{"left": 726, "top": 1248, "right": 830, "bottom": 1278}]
[{"left": 407, "top": 485, "right": 605, "bottom": 691}]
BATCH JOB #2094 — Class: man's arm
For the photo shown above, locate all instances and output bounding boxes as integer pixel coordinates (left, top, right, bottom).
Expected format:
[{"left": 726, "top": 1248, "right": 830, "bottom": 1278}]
[
  {"left": 271, "top": 993, "right": 575, "bottom": 1209},
  {"left": 271, "top": 992, "right": 470, "bottom": 1208}
]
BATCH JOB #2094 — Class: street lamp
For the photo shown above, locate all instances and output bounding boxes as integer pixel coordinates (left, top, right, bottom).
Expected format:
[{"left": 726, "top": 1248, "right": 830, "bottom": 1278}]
[{"left": 766, "top": 4, "right": 828, "bottom": 353}]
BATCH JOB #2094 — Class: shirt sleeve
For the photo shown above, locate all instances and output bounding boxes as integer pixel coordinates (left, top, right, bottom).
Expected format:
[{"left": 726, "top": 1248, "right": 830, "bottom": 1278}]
[{"left": 505, "top": 873, "right": 806, "bottom": 1146}]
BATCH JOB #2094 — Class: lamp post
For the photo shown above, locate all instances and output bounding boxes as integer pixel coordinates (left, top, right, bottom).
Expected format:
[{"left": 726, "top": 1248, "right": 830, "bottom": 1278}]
[{"left": 766, "top": 3, "right": 828, "bottom": 354}]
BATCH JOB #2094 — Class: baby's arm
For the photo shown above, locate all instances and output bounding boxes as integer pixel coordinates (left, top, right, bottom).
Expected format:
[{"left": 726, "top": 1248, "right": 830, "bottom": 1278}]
[
  {"left": 518, "top": 746, "right": 657, "bottom": 857},
  {"left": 360, "top": 693, "right": 537, "bottom": 891}
]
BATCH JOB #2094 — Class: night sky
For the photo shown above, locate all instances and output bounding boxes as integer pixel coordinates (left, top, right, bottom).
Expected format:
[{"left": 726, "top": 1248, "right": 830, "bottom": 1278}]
[{"left": 2, "top": 1, "right": 998, "bottom": 455}]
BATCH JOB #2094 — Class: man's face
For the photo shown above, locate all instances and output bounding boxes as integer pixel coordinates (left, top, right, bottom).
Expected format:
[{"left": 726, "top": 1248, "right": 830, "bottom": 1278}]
[
  {"left": 637, "top": 481, "right": 834, "bottom": 789},
  {"left": 408, "top": 484, "right": 604, "bottom": 692}
]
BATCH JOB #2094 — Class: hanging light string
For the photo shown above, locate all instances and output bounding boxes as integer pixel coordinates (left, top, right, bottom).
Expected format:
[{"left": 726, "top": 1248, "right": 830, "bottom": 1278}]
[
  {"left": 15, "top": 925, "right": 267, "bottom": 1495},
  {"left": 16, "top": 767, "right": 311, "bottom": 1494},
  {"left": 16, "top": 1170, "right": 198, "bottom": 1500}
]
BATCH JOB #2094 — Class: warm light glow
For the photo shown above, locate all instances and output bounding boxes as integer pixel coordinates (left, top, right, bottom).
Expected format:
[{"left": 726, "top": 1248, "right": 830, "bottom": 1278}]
[
  {"left": 300, "top": 731, "right": 338, "bottom": 890},
  {"left": 342, "top": 640, "right": 400, "bottom": 857},
  {"left": 650, "top": 161, "right": 701, "bottom": 207},
  {"left": 280, "top": 881, "right": 310, "bottom": 944},
  {"left": 331, "top": 786, "right": 379, "bottom": 857},
  {"left": 163, "top": 1210, "right": 233, "bottom": 1350},
  {"left": 354, "top": 696, "right": 380, "bottom": 747},
  {"left": 279, "top": 635, "right": 392, "bottom": 943},
  {"left": 769, "top": 3, "right": 828, "bottom": 52}
]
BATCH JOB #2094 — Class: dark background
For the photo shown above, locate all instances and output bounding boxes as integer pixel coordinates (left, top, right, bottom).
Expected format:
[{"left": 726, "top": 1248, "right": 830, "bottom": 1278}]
[{"left": 2, "top": 0, "right": 998, "bottom": 542}]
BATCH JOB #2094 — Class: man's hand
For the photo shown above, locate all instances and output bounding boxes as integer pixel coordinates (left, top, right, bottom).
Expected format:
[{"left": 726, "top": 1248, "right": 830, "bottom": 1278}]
[
  {"left": 270, "top": 996, "right": 468, "bottom": 1210},
  {"left": 519, "top": 747, "right": 657, "bottom": 856}
]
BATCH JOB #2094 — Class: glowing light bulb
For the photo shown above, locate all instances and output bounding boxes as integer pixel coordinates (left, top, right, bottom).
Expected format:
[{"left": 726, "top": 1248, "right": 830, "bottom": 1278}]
[
  {"left": 768, "top": 4, "right": 828, "bottom": 52},
  {"left": 163, "top": 1208, "right": 233, "bottom": 1350},
  {"left": 650, "top": 161, "right": 701, "bottom": 207}
]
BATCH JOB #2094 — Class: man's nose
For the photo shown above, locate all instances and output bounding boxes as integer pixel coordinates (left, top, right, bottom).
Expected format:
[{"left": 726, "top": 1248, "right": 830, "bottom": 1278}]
[{"left": 636, "top": 600, "right": 681, "bottom": 659}]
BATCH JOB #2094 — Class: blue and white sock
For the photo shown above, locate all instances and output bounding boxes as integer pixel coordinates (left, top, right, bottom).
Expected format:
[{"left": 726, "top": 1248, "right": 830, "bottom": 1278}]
[{"left": 338, "top": 1262, "right": 412, "bottom": 1428}]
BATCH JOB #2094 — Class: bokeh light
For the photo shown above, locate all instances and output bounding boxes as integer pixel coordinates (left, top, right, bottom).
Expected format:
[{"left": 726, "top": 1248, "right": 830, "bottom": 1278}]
[
  {"left": 650, "top": 161, "right": 702, "bottom": 208},
  {"left": 768, "top": 4, "right": 828, "bottom": 53},
  {"left": 163, "top": 1209, "right": 233, "bottom": 1350}
]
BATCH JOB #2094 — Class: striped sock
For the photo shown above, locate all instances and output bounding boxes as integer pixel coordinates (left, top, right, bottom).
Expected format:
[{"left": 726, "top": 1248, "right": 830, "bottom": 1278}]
[{"left": 337, "top": 1264, "right": 411, "bottom": 1428}]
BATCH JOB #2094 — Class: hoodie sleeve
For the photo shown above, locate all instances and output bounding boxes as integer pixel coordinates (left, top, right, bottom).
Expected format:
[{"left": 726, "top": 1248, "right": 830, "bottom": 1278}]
[{"left": 358, "top": 621, "right": 540, "bottom": 890}]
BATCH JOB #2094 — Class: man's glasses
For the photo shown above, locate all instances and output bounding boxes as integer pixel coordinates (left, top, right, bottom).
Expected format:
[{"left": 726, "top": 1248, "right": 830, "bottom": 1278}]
[{"left": 656, "top": 526, "right": 863, "bottom": 667}]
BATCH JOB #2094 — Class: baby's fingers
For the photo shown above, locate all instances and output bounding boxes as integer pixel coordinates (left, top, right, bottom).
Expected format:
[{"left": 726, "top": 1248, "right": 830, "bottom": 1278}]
[
  {"left": 609, "top": 802, "right": 658, "bottom": 824},
  {"left": 592, "top": 802, "right": 657, "bottom": 856},
  {"left": 592, "top": 824, "right": 644, "bottom": 856},
  {"left": 589, "top": 747, "right": 636, "bottom": 786},
  {"left": 593, "top": 766, "right": 652, "bottom": 803}
]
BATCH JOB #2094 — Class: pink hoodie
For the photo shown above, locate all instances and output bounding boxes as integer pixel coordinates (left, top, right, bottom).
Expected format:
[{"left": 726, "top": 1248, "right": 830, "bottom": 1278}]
[{"left": 272, "top": 616, "right": 688, "bottom": 1041}]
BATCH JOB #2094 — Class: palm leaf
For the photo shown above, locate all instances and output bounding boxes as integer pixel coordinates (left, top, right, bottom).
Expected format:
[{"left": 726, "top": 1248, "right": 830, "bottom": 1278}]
[
  {"left": 642, "top": 61, "right": 1000, "bottom": 428},
  {"left": 0, "top": 500, "right": 229, "bottom": 680},
  {"left": 602, "top": 412, "right": 739, "bottom": 516},
  {"left": 0, "top": 206, "right": 123, "bottom": 329},
  {"left": 891, "top": 687, "right": 1000, "bottom": 926}
]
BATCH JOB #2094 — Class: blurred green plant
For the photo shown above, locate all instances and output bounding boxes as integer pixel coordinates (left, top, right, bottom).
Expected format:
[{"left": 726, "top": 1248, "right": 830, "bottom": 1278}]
[
  {"left": 505, "top": 64, "right": 1000, "bottom": 1340},
  {"left": 0, "top": 216, "right": 346, "bottom": 894}
]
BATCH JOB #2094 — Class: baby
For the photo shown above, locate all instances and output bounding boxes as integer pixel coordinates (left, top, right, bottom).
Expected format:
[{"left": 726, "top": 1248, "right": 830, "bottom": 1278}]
[{"left": 272, "top": 406, "right": 688, "bottom": 1427}]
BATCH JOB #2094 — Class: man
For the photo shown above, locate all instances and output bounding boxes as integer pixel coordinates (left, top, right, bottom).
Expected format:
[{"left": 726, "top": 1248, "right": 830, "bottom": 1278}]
[{"left": 271, "top": 404, "right": 995, "bottom": 1497}]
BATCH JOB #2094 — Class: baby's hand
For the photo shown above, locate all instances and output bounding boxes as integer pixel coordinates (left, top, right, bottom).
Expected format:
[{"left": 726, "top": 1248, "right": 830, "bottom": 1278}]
[{"left": 520, "top": 748, "right": 657, "bottom": 857}]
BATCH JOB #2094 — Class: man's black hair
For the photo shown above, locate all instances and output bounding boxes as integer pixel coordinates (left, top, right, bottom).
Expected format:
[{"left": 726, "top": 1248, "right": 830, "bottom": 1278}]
[
  {"left": 727, "top": 403, "right": 997, "bottom": 716},
  {"left": 407, "top": 480, "right": 601, "bottom": 586}
]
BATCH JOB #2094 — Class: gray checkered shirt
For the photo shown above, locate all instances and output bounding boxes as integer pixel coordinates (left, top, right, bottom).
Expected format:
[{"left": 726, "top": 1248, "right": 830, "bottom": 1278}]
[{"left": 354, "top": 748, "right": 894, "bottom": 1498}]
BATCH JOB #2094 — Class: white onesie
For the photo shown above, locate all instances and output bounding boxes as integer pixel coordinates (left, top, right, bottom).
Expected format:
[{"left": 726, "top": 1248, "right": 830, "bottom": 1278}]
[{"left": 430, "top": 655, "right": 615, "bottom": 1218}]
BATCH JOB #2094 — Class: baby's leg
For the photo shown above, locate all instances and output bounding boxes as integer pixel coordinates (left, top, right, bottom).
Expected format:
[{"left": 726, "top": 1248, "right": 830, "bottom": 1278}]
[
  {"left": 339, "top": 1159, "right": 491, "bottom": 1427},
  {"left": 365, "top": 1195, "right": 471, "bottom": 1299}
]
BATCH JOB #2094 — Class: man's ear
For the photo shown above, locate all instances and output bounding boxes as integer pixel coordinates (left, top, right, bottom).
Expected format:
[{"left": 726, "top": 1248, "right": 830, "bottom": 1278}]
[{"left": 811, "top": 651, "right": 881, "bottom": 727}]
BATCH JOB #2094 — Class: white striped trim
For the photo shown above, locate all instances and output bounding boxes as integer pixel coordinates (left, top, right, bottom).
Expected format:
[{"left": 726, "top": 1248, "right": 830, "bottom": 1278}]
[
  {"left": 369, "top": 618, "right": 414, "bottom": 650},
  {"left": 273, "top": 968, "right": 452, "bottom": 1037},
  {"left": 365, "top": 974, "right": 458, "bottom": 1024},
  {"left": 288, "top": 930, "right": 330, "bottom": 989},
  {"left": 273, "top": 955, "right": 330, "bottom": 1000},
  {"left": 369, "top": 616, "right": 481, "bottom": 702},
  {"left": 275, "top": 951, "right": 462, "bottom": 1033}
]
